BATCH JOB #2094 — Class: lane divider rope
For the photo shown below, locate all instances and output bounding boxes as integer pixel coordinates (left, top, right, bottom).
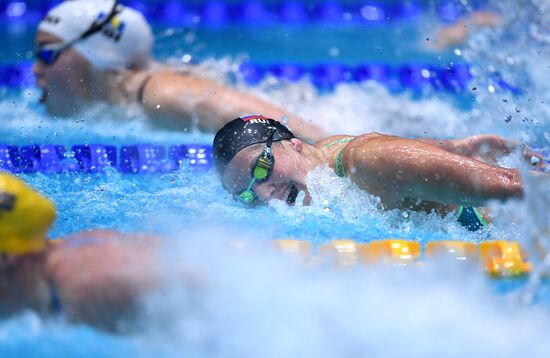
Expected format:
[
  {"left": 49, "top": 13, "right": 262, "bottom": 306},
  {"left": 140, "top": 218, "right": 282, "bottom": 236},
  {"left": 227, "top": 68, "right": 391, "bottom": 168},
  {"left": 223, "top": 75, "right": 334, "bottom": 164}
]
[
  {"left": 270, "top": 238, "right": 533, "bottom": 277},
  {"left": 0, "top": 143, "right": 213, "bottom": 174},
  {"left": 1, "top": 144, "right": 548, "bottom": 175},
  {"left": 0, "top": 1, "right": 489, "bottom": 26},
  {"left": 0, "top": 61, "right": 522, "bottom": 95}
]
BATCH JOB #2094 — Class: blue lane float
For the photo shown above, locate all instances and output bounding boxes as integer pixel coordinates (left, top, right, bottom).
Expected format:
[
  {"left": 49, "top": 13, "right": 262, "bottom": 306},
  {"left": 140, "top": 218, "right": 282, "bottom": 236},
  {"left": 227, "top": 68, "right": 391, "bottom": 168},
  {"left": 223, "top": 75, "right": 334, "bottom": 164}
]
[
  {"left": 19, "top": 144, "right": 67, "bottom": 174},
  {"left": 120, "top": 144, "right": 168, "bottom": 173},
  {"left": 2, "top": 143, "right": 547, "bottom": 175},
  {"left": 0, "top": 62, "right": 34, "bottom": 88},
  {"left": 0, "top": 144, "right": 213, "bottom": 174},
  {"left": 0, "top": 62, "right": 523, "bottom": 95},
  {"left": 241, "top": 61, "right": 517, "bottom": 94},
  {"left": 0, "top": 145, "right": 19, "bottom": 173},
  {"left": 73, "top": 144, "right": 117, "bottom": 174},
  {"left": 0, "top": 1, "right": 489, "bottom": 26},
  {"left": 0, "top": 60, "right": 520, "bottom": 95}
]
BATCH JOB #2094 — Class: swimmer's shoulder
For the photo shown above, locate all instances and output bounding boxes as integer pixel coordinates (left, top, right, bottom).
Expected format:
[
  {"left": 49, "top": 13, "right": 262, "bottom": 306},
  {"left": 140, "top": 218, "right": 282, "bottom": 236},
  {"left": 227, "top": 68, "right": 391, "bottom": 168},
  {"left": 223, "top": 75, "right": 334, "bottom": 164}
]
[
  {"left": 147, "top": 61, "right": 218, "bottom": 83},
  {"left": 316, "top": 134, "right": 377, "bottom": 176},
  {"left": 315, "top": 132, "right": 385, "bottom": 148},
  {"left": 128, "top": 66, "right": 206, "bottom": 110},
  {"left": 338, "top": 132, "right": 393, "bottom": 176},
  {"left": 315, "top": 135, "right": 355, "bottom": 147}
]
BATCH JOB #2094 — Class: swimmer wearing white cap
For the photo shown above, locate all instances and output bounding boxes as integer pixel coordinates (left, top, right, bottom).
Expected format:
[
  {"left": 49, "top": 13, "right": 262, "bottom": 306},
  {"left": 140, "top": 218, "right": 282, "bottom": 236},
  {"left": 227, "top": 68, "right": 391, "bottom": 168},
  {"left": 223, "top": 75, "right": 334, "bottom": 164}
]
[{"left": 34, "top": 0, "right": 324, "bottom": 141}]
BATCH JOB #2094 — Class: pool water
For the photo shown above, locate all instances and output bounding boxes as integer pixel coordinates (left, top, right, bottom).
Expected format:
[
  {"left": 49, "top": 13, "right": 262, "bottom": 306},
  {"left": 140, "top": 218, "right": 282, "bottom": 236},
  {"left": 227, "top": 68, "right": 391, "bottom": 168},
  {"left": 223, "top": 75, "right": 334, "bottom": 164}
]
[{"left": 1, "top": 0, "right": 550, "bottom": 356}]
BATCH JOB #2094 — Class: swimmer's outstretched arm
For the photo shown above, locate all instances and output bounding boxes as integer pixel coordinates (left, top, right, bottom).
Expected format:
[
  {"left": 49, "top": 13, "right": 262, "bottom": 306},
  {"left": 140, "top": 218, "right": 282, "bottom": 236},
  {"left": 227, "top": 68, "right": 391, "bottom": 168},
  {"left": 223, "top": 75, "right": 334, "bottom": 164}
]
[
  {"left": 416, "top": 134, "right": 545, "bottom": 167},
  {"left": 138, "top": 70, "right": 325, "bottom": 142},
  {"left": 346, "top": 136, "right": 523, "bottom": 207}
]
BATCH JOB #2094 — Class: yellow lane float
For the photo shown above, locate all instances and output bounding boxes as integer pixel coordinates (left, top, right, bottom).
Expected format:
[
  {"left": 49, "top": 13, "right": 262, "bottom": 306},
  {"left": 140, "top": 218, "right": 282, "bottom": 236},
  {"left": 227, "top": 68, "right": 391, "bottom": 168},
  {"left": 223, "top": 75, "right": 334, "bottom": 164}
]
[
  {"left": 272, "top": 238, "right": 532, "bottom": 277},
  {"left": 426, "top": 241, "right": 477, "bottom": 262},
  {"left": 479, "top": 241, "right": 531, "bottom": 277},
  {"left": 317, "top": 239, "right": 369, "bottom": 267},
  {"left": 273, "top": 239, "right": 312, "bottom": 262},
  {"left": 364, "top": 239, "right": 421, "bottom": 265}
]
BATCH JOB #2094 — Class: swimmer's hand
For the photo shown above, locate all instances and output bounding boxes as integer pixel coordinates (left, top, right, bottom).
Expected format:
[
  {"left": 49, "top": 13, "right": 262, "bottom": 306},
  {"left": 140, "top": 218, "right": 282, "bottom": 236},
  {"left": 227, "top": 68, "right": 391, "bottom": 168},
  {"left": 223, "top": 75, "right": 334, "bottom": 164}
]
[
  {"left": 522, "top": 146, "right": 547, "bottom": 170},
  {"left": 433, "top": 11, "right": 503, "bottom": 49},
  {"left": 454, "top": 134, "right": 514, "bottom": 164},
  {"left": 454, "top": 135, "right": 546, "bottom": 169}
]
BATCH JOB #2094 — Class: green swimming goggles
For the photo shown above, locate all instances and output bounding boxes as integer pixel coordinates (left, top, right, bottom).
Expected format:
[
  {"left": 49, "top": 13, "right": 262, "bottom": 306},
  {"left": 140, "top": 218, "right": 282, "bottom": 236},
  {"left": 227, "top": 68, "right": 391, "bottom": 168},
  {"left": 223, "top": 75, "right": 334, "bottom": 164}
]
[{"left": 238, "top": 126, "right": 276, "bottom": 206}]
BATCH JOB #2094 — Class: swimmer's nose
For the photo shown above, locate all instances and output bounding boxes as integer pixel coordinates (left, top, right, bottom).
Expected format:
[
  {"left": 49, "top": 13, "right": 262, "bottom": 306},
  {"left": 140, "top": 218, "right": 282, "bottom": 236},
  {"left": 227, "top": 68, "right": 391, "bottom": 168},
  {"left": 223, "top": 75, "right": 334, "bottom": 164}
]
[
  {"left": 33, "top": 61, "right": 45, "bottom": 82},
  {"left": 253, "top": 183, "right": 276, "bottom": 202}
]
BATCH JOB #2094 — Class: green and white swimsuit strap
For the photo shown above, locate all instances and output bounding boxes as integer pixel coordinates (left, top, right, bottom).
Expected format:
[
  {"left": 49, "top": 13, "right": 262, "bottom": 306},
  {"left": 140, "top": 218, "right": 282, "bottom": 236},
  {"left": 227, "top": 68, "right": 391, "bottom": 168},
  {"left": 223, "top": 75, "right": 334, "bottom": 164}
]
[
  {"left": 455, "top": 206, "right": 488, "bottom": 232},
  {"left": 324, "top": 137, "right": 355, "bottom": 177}
]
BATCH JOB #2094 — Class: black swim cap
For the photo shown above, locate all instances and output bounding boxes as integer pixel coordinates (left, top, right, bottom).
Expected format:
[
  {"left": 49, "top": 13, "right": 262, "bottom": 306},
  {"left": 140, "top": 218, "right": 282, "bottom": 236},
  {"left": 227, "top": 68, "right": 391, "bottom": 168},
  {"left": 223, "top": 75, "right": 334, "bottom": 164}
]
[{"left": 213, "top": 115, "right": 295, "bottom": 177}]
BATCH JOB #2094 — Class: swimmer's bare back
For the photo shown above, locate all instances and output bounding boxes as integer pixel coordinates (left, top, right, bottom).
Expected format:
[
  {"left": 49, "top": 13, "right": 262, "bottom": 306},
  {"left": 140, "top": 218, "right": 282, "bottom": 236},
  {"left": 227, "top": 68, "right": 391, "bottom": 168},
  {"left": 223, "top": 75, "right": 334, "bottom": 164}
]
[
  {"left": 128, "top": 69, "right": 325, "bottom": 142},
  {"left": 45, "top": 230, "right": 162, "bottom": 331},
  {"left": 0, "top": 229, "right": 202, "bottom": 332},
  {"left": 337, "top": 134, "right": 523, "bottom": 210}
]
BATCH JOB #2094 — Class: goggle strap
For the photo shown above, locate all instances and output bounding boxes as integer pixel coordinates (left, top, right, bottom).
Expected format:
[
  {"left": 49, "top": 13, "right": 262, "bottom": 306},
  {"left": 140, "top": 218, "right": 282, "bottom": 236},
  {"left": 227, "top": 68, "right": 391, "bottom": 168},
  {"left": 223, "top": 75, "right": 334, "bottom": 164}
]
[
  {"left": 79, "top": 0, "right": 120, "bottom": 41},
  {"left": 245, "top": 177, "right": 257, "bottom": 191},
  {"left": 36, "top": 0, "right": 120, "bottom": 66},
  {"left": 238, "top": 177, "right": 258, "bottom": 205}
]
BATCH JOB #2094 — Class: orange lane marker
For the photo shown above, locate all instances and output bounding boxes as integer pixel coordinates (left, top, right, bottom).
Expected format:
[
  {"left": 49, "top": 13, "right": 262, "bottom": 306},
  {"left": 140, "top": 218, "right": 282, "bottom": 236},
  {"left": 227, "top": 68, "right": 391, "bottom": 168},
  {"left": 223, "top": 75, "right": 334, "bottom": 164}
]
[
  {"left": 479, "top": 241, "right": 531, "bottom": 277},
  {"left": 426, "top": 241, "right": 478, "bottom": 262},
  {"left": 316, "top": 239, "right": 369, "bottom": 267},
  {"left": 364, "top": 239, "right": 421, "bottom": 265},
  {"left": 273, "top": 239, "right": 313, "bottom": 262}
]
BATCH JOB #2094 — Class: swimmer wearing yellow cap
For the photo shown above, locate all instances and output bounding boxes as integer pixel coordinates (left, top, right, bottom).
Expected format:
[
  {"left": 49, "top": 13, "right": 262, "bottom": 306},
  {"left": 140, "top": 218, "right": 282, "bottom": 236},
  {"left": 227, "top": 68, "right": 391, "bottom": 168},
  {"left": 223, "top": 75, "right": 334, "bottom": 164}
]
[
  {"left": 0, "top": 173, "right": 56, "bottom": 254},
  {"left": 33, "top": 0, "right": 324, "bottom": 142},
  {"left": 0, "top": 172, "right": 180, "bottom": 331}
]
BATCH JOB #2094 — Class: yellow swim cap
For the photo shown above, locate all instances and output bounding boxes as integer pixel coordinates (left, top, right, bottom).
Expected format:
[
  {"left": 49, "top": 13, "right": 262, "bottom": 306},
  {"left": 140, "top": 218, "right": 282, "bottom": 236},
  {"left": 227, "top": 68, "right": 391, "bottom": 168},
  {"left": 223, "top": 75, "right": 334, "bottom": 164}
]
[{"left": 0, "top": 172, "right": 56, "bottom": 255}]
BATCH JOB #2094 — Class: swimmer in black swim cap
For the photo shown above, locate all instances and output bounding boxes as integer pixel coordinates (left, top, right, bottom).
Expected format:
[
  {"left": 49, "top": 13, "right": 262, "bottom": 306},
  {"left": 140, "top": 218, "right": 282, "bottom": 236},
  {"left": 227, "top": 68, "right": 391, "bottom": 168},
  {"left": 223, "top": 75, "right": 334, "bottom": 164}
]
[
  {"left": 214, "top": 115, "right": 300, "bottom": 205},
  {"left": 214, "top": 115, "right": 547, "bottom": 221}
]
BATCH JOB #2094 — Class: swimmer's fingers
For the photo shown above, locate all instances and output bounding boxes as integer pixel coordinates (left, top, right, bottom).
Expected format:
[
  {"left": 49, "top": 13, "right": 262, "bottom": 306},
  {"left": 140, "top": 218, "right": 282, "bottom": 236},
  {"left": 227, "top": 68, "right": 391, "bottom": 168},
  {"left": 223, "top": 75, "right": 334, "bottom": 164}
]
[
  {"left": 528, "top": 170, "right": 550, "bottom": 177},
  {"left": 459, "top": 135, "right": 515, "bottom": 159},
  {"left": 521, "top": 145, "right": 546, "bottom": 169},
  {"left": 480, "top": 135, "right": 518, "bottom": 154},
  {"left": 478, "top": 139, "right": 548, "bottom": 169},
  {"left": 469, "top": 11, "right": 504, "bottom": 27}
]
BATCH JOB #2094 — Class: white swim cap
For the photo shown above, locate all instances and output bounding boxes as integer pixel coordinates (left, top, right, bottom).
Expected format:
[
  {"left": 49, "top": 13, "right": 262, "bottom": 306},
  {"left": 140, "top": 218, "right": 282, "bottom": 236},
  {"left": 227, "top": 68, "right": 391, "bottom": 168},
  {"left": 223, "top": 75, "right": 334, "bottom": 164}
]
[{"left": 38, "top": 0, "right": 153, "bottom": 70}]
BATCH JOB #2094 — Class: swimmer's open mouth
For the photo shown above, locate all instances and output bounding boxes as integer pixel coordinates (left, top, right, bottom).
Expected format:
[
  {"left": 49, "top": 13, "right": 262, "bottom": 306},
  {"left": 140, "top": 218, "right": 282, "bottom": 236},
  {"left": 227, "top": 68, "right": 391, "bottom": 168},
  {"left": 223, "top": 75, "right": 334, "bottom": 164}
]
[
  {"left": 40, "top": 90, "right": 48, "bottom": 104},
  {"left": 286, "top": 184, "right": 299, "bottom": 205}
]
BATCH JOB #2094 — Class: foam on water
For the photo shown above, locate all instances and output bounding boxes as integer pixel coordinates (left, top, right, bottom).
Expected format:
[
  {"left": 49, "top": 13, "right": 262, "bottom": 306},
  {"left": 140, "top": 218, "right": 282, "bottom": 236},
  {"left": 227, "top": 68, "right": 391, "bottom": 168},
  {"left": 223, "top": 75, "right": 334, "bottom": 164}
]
[
  {"left": 462, "top": 0, "right": 550, "bottom": 144},
  {"left": 116, "top": 230, "right": 550, "bottom": 357}
]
